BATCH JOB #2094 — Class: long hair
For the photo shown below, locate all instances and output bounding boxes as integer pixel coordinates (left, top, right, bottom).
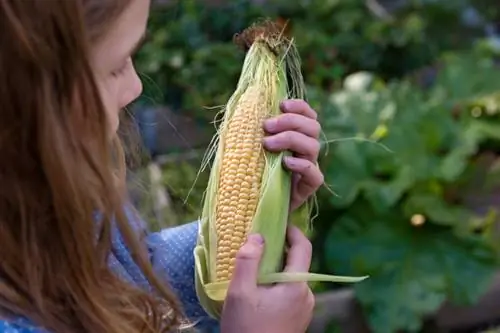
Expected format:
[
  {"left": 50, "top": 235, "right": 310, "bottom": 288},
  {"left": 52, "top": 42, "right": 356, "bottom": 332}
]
[{"left": 0, "top": 0, "right": 185, "bottom": 332}]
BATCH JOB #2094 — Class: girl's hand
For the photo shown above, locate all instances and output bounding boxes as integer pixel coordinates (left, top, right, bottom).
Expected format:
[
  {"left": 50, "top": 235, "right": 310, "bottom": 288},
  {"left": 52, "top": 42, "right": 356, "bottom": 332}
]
[
  {"left": 220, "top": 226, "right": 315, "bottom": 333},
  {"left": 262, "top": 99, "right": 323, "bottom": 211}
]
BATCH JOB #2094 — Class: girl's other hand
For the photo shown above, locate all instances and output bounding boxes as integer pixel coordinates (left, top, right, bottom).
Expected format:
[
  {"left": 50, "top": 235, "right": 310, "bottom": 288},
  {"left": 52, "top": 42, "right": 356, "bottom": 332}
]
[{"left": 220, "top": 226, "right": 315, "bottom": 333}]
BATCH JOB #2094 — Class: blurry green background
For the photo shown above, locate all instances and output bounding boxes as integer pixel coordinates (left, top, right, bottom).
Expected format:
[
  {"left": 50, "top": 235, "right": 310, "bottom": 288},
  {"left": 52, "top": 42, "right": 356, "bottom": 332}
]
[{"left": 128, "top": 0, "right": 500, "bottom": 332}]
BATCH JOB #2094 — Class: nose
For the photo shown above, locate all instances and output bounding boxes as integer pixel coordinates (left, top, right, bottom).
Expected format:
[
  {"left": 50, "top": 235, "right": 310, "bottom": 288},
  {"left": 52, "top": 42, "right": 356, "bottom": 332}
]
[{"left": 120, "top": 65, "right": 143, "bottom": 109}]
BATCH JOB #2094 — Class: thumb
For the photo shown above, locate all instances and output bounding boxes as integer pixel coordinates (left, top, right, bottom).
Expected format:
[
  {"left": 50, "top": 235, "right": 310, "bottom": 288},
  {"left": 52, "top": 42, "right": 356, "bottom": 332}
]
[{"left": 228, "top": 233, "right": 265, "bottom": 293}]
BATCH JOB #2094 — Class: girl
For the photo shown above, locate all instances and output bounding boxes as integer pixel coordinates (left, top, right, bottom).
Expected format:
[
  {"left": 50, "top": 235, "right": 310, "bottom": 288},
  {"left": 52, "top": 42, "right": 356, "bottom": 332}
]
[{"left": 0, "top": 0, "right": 325, "bottom": 332}]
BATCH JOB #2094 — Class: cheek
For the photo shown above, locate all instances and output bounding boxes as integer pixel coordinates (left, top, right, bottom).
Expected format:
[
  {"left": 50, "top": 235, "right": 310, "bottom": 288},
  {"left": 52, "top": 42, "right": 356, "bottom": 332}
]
[
  {"left": 96, "top": 78, "right": 120, "bottom": 132},
  {"left": 100, "top": 84, "right": 118, "bottom": 112}
]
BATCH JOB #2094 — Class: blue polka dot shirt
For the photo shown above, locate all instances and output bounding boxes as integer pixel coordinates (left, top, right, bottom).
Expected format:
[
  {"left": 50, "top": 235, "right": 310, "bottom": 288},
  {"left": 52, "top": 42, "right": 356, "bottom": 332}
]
[{"left": 0, "top": 208, "right": 220, "bottom": 332}]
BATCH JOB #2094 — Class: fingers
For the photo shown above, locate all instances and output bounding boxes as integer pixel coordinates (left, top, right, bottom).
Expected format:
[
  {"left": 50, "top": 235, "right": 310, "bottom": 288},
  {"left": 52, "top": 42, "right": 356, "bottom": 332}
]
[
  {"left": 263, "top": 131, "right": 320, "bottom": 162},
  {"left": 284, "top": 156, "right": 324, "bottom": 197},
  {"left": 263, "top": 113, "right": 321, "bottom": 139},
  {"left": 262, "top": 99, "right": 322, "bottom": 163},
  {"left": 281, "top": 99, "right": 318, "bottom": 120},
  {"left": 228, "top": 234, "right": 265, "bottom": 295},
  {"left": 283, "top": 226, "right": 312, "bottom": 273}
]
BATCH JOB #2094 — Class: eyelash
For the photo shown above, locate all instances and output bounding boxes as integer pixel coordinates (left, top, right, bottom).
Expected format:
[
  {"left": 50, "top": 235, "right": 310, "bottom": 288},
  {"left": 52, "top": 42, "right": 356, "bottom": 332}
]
[
  {"left": 111, "top": 63, "right": 128, "bottom": 77},
  {"left": 111, "top": 56, "right": 135, "bottom": 77},
  {"left": 110, "top": 36, "right": 145, "bottom": 78}
]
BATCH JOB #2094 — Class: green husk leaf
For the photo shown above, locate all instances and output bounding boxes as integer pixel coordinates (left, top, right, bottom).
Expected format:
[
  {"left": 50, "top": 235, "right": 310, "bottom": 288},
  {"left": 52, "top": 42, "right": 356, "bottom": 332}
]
[
  {"left": 258, "top": 272, "right": 369, "bottom": 284},
  {"left": 201, "top": 273, "right": 368, "bottom": 302},
  {"left": 194, "top": 20, "right": 366, "bottom": 320}
]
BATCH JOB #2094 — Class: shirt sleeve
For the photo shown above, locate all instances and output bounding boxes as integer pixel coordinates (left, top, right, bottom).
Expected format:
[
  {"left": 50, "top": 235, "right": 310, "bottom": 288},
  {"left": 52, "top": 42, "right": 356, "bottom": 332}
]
[
  {"left": 0, "top": 319, "right": 43, "bottom": 333},
  {"left": 145, "top": 221, "right": 220, "bottom": 332}
]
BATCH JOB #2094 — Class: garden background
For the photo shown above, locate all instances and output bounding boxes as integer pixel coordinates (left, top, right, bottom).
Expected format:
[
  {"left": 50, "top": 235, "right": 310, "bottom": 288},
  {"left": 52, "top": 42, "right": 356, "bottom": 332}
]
[{"left": 127, "top": 0, "right": 500, "bottom": 332}]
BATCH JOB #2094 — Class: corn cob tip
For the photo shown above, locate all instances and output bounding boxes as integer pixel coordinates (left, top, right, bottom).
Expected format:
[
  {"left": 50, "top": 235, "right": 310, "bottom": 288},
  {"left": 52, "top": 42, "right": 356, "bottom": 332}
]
[{"left": 233, "top": 19, "right": 290, "bottom": 54}]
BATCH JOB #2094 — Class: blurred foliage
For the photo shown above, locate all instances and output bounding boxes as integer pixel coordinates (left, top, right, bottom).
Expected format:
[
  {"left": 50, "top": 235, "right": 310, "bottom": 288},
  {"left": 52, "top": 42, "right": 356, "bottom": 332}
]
[
  {"left": 133, "top": 0, "right": 500, "bottom": 332},
  {"left": 160, "top": 160, "right": 210, "bottom": 224},
  {"left": 134, "top": 0, "right": 487, "bottom": 118},
  {"left": 320, "top": 55, "right": 500, "bottom": 332}
]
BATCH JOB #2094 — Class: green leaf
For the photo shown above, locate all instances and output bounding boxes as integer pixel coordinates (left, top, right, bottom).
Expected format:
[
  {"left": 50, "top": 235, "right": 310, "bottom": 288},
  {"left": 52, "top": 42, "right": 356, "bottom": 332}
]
[
  {"left": 472, "top": 119, "right": 500, "bottom": 141},
  {"left": 438, "top": 123, "right": 482, "bottom": 181},
  {"left": 323, "top": 141, "right": 371, "bottom": 208},
  {"left": 325, "top": 216, "right": 497, "bottom": 333},
  {"left": 364, "top": 165, "right": 416, "bottom": 210}
]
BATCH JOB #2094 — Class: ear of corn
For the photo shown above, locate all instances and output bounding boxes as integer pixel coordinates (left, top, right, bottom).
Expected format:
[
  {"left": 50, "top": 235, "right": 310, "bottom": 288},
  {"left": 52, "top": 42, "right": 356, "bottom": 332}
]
[{"left": 194, "top": 20, "right": 367, "bottom": 319}]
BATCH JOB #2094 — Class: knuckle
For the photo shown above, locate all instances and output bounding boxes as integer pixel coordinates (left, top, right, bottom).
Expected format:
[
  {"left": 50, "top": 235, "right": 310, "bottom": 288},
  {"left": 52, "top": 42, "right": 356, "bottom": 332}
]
[
  {"left": 226, "top": 285, "right": 247, "bottom": 302},
  {"left": 294, "top": 234, "right": 312, "bottom": 259},
  {"left": 284, "top": 130, "right": 296, "bottom": 143},
  {"left": 303, "top": 238, "right": 313, "bottom": 258},
  {"left": 312, "top": 121, "right": 321, "bottom": 138},
  {"left": 303, "top": 159, "right": 316, "bottom": 174},
  {"left": 235, "top": 247, "right": 251, "bottom": 260},
  {"left": 307, "top": 289, "right": 316, "bottom": 310},
  {"left": 289, "top": 282, "right": 308, "bottom": 298},
  {"left": 315, "top": 169, "right": 325, "bottom": 187},
  {"left": 312, "top": 139, "right": 321, "bottom": 155},
  {"left": 310, "top": 107, "right": 318, "bottom": 120},
  {"left": 298, "top": 284, "right": 313, "bottom": 304},
  {"left": 274, "top": 113, "right": 286, "bottom": 127},
  {"left": 236, "top": 242, "right": 260, "bottom": 260},
  {"left": 280, "top": 113, "right": 296, "bottom": 127}
]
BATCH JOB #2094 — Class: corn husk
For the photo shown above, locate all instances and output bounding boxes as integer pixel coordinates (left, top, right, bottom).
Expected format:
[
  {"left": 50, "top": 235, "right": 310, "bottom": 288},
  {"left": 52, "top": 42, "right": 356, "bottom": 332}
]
[{"left": 194, "top": 21, "right": 367, "bottom": 319}]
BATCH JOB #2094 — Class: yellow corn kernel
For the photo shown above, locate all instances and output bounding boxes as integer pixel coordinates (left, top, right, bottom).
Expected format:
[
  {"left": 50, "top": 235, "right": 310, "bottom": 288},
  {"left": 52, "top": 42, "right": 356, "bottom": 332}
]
[{"left": 214, "top": 85, "right": 266, "bottom": 282}]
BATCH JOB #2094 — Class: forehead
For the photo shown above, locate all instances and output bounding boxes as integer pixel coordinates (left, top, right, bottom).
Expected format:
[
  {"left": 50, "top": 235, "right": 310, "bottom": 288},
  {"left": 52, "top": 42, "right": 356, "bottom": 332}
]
[{"left": 92, "top": 0, "right": 150, "bottom": 69}]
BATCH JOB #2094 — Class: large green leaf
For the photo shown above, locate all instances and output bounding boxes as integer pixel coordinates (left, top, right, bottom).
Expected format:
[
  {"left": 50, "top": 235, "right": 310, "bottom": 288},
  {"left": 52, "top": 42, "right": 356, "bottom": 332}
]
[
  {"left": 363, "top": 165, "right": 416, "bottom": 211},
  {"left": 323, "top": 141, "right": 372, "bottom": 208},
  {"left": 325, "top": 216, "right": 497, "bottom": 333}
]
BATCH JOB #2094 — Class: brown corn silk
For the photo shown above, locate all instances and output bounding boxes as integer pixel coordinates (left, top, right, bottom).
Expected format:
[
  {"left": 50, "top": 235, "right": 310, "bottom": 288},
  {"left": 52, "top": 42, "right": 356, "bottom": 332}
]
[{"left": 194, "top": 21, "right": 367, "bottom": 319}]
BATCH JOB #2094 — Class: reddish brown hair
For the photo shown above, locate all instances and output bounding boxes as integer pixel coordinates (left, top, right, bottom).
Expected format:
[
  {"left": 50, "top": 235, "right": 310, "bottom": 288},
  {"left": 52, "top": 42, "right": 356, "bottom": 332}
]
[{"left": 0, "top": 0, "right": 184, "bottom": 332}]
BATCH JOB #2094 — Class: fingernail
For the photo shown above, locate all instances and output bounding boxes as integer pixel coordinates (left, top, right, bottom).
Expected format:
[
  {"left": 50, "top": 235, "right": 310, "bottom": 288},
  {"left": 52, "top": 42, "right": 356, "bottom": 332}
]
[
  {"left": 284, "top": 156, "right": 299, "bottom": 167},
  {"left": 280, "top": 100, "right": 290, "bottom": 111},
  {"left": 263, "top": 136, "right": 277, "bottom": 149},
  {"left": 247, "top": 233, "right": 264, "bottom": 245},
  {"left": 263, "top": 118, "right": 278, "bottom": 131}
]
